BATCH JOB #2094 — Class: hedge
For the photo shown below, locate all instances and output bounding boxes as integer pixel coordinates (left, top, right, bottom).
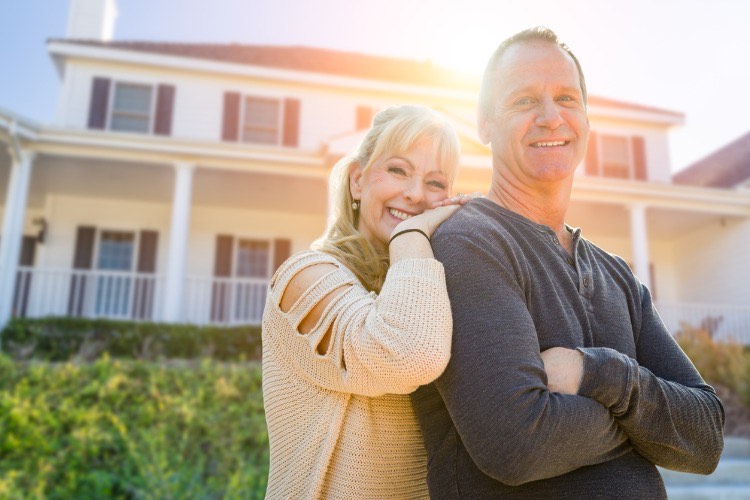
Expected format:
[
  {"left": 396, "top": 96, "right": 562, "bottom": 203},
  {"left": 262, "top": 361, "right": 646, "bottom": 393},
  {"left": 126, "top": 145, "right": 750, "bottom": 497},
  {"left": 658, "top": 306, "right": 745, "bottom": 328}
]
[
  {"left": 1, "top": 317, "right": 262, "bottom": 362},
  {"left": 0, "top": 355, "right": 269, "bottom": 498}
]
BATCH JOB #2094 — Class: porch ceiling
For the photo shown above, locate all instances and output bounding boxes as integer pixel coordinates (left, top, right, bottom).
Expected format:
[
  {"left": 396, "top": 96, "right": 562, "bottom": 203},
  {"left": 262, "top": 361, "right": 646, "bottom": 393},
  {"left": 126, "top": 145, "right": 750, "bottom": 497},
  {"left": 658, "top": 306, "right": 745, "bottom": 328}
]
[
  {"left": 1, "top": 153, "right": 327, "bottom": 214},
  {"left": 566, "top": 200, "right": 732, "bottom": 241}
]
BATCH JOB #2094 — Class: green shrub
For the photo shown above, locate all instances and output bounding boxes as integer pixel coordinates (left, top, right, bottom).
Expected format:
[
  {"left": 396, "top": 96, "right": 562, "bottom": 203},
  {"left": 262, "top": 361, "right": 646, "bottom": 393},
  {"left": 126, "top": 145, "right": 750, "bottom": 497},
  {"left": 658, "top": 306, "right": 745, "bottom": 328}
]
[
  {"left": 0, "top": 355, "right": 268, "bottom": 498},
  {"left": 1, "top": 317, "right": 262, "bottom": 362}
]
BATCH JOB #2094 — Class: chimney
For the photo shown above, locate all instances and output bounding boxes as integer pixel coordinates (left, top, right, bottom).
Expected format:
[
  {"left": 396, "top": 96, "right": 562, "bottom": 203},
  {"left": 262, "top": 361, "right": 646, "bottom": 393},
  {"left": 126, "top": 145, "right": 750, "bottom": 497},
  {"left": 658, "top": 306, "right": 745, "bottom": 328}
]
[{"left": 66, "top": 0, "right": 118, "bottom": 41}]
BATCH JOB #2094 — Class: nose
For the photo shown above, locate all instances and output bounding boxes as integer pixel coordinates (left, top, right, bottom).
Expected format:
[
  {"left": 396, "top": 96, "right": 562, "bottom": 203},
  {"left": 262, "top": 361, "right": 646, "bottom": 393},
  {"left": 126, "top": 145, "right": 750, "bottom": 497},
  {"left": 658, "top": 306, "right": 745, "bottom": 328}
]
[
  {"left": 404, "top": 178, "right": 425, "bottom": 204},
  {"left": 535, "top": 98, "right": 563, "bottom": 129}
]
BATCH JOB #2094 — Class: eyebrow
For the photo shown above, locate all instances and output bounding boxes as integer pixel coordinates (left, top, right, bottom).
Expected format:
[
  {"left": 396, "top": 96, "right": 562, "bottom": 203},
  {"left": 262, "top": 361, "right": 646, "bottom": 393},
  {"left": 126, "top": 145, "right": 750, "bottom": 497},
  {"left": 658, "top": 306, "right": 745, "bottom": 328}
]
[{"left": 387, "top": 155, "right": 447, "bottom": 176}]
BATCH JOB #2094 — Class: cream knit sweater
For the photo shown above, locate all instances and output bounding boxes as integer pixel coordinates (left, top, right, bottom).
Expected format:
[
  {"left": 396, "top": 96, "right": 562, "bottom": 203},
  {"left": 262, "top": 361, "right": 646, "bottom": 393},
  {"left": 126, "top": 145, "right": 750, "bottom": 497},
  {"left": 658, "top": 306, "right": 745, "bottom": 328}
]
[{"left": 262, "top": 250, "right": 452, "bottom": 499}]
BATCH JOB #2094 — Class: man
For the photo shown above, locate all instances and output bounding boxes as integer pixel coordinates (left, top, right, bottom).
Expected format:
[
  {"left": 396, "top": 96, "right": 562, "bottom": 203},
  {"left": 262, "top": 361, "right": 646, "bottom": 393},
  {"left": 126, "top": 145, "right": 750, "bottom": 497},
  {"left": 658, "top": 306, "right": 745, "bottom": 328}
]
[{"left": 412, "top": 27, "right": 724, "bottom": 498}]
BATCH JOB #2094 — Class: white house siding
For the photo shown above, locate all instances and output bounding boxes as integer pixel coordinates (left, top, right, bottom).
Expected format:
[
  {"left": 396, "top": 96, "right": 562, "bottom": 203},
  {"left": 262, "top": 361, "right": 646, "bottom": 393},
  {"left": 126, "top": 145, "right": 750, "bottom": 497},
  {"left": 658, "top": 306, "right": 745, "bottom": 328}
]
[
  {"left": 56, "top": 59, "right": 476, "bottom": 150},
  {"left": 674, "top": 217, "right": 750, "bottom": 306}
]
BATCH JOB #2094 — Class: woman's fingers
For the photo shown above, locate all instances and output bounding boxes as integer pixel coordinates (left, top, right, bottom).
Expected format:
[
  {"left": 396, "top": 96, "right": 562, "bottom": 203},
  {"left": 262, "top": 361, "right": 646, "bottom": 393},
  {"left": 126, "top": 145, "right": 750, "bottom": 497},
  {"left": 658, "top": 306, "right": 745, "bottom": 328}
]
[{"left": 431, "top": 192, "right": 484, "bottom": 208}]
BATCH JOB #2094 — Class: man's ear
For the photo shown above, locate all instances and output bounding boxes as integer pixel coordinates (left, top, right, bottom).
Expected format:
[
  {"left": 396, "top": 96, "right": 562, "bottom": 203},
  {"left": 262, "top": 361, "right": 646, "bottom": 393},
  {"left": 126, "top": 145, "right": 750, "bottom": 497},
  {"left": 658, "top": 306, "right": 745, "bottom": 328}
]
[
  {"left": 477, "top": 112, "right": 491, "bottom": 145},
  {"left": 349, "top": 161, "right": 363, "bottom": 199}
]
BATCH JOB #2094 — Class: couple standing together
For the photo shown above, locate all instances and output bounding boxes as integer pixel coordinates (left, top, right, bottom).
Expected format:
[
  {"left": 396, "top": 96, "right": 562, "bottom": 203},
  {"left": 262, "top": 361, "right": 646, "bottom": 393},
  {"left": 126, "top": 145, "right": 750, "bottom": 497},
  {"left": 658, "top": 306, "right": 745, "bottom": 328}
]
[{"left": 262, "top": 27, "right": 725, "bottom": 499}]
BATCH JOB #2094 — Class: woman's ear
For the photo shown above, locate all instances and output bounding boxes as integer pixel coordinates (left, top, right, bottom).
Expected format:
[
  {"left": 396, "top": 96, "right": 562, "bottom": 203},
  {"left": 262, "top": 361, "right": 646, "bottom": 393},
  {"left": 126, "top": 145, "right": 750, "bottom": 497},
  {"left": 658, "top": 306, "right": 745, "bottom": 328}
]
[{"left": 349, "top": 162, "right": 363, "bottom": 199}]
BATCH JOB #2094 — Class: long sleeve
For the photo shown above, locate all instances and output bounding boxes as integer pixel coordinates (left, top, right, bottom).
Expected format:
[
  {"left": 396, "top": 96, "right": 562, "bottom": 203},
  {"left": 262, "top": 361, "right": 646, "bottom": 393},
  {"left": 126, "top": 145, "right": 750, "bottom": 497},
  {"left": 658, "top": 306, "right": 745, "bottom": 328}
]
[
  {"left": 577, "top": 284, "right": 725, "bottom": 474},
  {"left": 432, "top": 233, "right": 629, "bottom": 486},
  {"left": 263, "top": 251, "right": 452, "bottom": 397}
]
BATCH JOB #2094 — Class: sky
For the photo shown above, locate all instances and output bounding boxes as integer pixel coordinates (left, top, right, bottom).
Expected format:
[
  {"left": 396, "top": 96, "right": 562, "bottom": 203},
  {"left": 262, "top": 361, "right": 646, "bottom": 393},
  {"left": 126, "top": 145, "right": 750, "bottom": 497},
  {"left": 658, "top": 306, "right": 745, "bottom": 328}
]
[{"left": 2, "top": 0, "right": 749, "bottom": 173}]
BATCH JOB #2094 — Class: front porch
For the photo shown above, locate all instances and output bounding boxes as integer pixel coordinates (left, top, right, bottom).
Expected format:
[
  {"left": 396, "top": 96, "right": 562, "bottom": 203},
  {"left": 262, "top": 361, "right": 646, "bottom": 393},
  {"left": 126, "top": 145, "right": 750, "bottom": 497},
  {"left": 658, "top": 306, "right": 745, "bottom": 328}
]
[{"left": 10, "top": 265, "right": 750, "bottom": 343}]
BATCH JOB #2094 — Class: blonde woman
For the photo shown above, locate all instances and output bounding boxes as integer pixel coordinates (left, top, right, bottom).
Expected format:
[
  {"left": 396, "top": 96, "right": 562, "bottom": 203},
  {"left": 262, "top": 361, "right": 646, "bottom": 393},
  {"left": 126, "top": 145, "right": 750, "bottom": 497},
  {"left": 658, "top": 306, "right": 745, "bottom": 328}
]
[{"left": 262, "top": 105, "right": 468, "bottom": 499}]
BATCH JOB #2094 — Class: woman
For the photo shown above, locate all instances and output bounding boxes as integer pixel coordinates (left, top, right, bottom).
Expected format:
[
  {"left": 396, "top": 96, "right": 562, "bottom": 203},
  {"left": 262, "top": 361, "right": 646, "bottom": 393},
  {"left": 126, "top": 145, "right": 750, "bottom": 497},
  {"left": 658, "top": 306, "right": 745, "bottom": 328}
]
[{"left": 262, "top": 105, "right": 467, "bottom": 499}]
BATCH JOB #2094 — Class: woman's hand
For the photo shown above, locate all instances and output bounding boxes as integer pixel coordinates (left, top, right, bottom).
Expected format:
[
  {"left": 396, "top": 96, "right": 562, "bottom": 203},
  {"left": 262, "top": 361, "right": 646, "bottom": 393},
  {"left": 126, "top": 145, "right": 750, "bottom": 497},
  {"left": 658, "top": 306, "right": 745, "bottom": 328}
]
[
  {"left": 540, "top": 347, "right": 583, "bottom": 395},
  {"left": 431, "top": 191, "right": 483, "bottom": 208}
]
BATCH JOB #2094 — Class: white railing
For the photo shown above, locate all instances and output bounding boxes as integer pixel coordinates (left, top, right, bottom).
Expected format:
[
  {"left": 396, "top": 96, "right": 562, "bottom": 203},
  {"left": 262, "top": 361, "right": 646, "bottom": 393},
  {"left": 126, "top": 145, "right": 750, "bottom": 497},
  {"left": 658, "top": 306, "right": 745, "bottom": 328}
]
[
  {"left": 656, "top": 302, "right": 750, "bottom": 345},
  {"left": 14, "top": 266, "right": 746, "bottom": 339},
  {"left": 183, "top": 275, "right": 268, "bottom": 326},
  {"left": 13, "top": 266, "right": 163, "bottom": 321}
]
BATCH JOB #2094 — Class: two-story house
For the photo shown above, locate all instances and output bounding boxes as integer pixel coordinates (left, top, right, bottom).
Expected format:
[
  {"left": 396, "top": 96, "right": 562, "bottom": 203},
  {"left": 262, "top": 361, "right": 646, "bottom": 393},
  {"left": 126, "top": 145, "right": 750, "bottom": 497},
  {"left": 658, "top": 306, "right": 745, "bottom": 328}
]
[{"left": 1, "top": 0, "right": 749, "bottom": 341}]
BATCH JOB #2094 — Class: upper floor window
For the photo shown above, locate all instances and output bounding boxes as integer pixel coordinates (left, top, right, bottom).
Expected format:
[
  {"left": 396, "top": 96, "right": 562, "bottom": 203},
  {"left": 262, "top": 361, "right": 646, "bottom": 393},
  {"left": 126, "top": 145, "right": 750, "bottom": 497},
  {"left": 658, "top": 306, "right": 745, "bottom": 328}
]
[
  {"left": 585, "top": 132, "right": 647, "bottom": 180},
  {"left": 87, "top": 77, "right": 175, "bottom": 136},
  {"left": 111, "top": 83, "right": 152, "bottom": 133},
  {"left": 242, "top": 97, "right": 281, "bottom": 144},
  {"left": 222, "top": 92, "right": 300, "bottom": 147}
]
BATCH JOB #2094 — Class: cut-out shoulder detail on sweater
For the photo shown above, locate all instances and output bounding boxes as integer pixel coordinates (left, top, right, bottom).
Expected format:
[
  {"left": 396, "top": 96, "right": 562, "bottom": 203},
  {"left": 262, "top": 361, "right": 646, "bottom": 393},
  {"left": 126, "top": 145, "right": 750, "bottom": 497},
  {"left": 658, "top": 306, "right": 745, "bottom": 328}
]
[{"left": 278, "top": 263, "right": 351, "bottom": 355}]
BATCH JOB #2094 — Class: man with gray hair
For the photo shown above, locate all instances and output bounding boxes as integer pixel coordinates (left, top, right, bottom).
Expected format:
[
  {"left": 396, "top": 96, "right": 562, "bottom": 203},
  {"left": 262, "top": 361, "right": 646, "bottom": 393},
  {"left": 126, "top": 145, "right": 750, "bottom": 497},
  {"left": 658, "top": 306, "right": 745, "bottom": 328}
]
[{"left": 412, "top": 26, "right": 724, "bottom": 498}]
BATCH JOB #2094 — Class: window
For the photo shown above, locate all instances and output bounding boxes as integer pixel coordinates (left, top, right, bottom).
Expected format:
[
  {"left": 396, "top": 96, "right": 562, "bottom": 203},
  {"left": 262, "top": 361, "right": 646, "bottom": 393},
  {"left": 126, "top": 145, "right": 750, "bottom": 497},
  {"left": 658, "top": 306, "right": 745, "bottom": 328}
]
[
  {"left": 222, "top": 92, "right": 300, "bottom": 147},
  {"left": 87, "top": 77, "right": 175, "bottom": 135},
  {"left": 111, "top": 83, "right": 152, "bottom": 133},
  {"left": 585, "top": 132, "right": 647, "bottom": 180},
  {"left": 242, "top": 97, "right": 280, "bottom": 144},
  {"left": 211, "top": 235, "right": 291, "bottom": 323},
  {"left": 600, "top": 135, "right": 630, "bottom": 179},
  {"left": 95, "top": 230, "right": 136, "bottom": 317},
  {"left": 236, "top": 239, "right": 271, "bottom": 278}
]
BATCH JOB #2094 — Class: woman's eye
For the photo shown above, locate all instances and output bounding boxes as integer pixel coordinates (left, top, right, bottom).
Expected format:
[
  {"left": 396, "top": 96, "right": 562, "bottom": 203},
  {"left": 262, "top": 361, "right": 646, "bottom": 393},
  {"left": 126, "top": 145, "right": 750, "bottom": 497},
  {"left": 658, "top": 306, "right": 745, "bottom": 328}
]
[
  {"left": 428, "top": 180, "right": 447, "bottom": 190},
  {"left": 388, "top": 166, "right": 407, "bottom": 176}
]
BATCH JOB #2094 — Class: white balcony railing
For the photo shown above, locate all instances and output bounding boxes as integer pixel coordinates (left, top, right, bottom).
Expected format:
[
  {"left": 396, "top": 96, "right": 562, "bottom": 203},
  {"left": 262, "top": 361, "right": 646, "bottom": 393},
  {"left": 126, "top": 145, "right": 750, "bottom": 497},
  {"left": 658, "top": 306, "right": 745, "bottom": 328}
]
[
  {"left": 182, "top": 275, "right": 268, "bottom": 326},
  {"left": 9, "top": 267, "right": 750, "bottom": 342},
  {"left": 13, "top": 266, "right": 163, "bottom": 321},
  {"left": 656, "top": 302, "right": 750, "bottom": 345}
]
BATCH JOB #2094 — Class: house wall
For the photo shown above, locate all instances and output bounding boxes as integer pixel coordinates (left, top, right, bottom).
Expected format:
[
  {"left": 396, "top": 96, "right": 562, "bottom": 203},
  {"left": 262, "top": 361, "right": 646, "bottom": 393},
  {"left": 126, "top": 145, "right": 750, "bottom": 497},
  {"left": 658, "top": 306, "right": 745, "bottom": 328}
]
[
  {"left": 55, "top": 59, "right": 475, "bottom": 151},
  {"left": 33, "top": 194, "right": 325, "bottom": 277},
  {"left": 673, "top": 217, "right": 750, "bottom": 306},
  {"left": 578, "top": 233, "right": 678, "bottom": 303}
]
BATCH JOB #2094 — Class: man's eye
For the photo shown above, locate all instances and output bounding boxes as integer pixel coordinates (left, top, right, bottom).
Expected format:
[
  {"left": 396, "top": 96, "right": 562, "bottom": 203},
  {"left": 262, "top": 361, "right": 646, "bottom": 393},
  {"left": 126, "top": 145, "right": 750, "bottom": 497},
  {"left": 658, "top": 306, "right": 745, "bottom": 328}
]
[
  {"left": 516, "top": 97, "right": 533, "bottom": 106},
  {"left": 559, "top": 95, "right": 573, "bottom": 102}
]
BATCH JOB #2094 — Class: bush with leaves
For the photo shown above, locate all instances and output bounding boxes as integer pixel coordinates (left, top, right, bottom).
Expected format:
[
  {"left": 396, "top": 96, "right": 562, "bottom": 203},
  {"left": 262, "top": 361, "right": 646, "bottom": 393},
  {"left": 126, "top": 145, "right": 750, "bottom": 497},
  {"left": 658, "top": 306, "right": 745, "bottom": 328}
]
[
  {"left": 1, "top": 317, "right": 262, "bottom": 362},
  {"left": 0, "top": 355, "right": 268, "bottom": 498}
]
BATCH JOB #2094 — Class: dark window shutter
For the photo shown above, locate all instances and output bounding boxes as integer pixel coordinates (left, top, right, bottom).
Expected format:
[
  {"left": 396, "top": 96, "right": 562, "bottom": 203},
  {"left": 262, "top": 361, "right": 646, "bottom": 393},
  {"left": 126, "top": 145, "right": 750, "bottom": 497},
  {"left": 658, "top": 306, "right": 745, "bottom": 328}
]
[
  {"left": 136, "top": 230, "right": 158, "bottom": 273},
  {"left": 13, "top": 236, "right": 37, "bottom": 318},
  {"left": 211, "top": 235, "right": 234, "bottom": 322},
  {"left": 68, "top": 226, "right": 96, "bottom": 316},
  {"left": 282, "top": 98, "right": 300, "bottom": 147},
  {"left": 88, "top": 77, "right": 111, "bottom": 130},
  {"left": 222, "top": 92, "right": 240, "bottom": 142},
  {"left": 273, "top": 239, "right": 291, "bottom": 272},
  {"left": 356, "top": 106, "right": 374, "bottom": 130},
  {"left": 154, "top": 84, "right": 175, "bottom": 136},
  {"left": 133, "top": 230, "right": 159, "bottom": 320},
  {"left": 72, "top": 226, "right": 96, "bottom": 269},
  {"left": 585, "top": 131, "right": 599, "bottom": 176},
  {"left": 632, "top": 136, "right": 647, "bottom": 181}
]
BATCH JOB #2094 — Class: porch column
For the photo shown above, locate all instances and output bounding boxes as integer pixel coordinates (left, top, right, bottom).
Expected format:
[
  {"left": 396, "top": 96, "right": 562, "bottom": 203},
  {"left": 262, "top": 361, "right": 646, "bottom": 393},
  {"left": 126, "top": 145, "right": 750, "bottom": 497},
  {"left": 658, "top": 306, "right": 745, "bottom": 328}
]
[
  {"left": 628, "top": 203, "right": 651, "bottom": 290},
  {"left": 162, "top": 162, "right": 195, "bottom": 323},
  {"left": 0, "top": 148, "right": 35, "bottom": 331}
]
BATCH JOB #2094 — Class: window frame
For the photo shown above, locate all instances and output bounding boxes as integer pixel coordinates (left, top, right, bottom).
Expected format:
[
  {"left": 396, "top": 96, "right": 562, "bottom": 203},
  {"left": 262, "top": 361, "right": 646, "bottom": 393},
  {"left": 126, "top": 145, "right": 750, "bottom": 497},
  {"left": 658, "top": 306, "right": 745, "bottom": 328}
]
[
  {"left": 599, "top": 134, "right": 633, "bottom": 179},
  {"left": 106, "top": 81, "right": 156, "bottom": 134},
  {"left": 232, "top": 237, "right": 275, "bottom": 280},
  {"left": 240, "top": 95, "right": 284, "bottom": 146}
]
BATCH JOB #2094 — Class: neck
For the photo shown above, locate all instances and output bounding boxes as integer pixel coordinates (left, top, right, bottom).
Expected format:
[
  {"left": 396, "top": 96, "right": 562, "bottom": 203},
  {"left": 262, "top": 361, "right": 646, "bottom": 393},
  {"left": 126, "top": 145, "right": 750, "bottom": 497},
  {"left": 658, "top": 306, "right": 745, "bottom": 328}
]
[{"left": 486, "top": 171, "right": 573, "bottom": 236}]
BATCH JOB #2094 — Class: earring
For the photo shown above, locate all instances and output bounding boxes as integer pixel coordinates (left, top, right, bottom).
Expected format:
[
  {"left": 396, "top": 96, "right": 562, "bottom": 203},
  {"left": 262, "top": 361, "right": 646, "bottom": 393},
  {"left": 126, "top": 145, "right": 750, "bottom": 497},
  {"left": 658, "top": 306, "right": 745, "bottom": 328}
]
[{"left": 352, "top": 200, "right": 360, "bottom": 211}]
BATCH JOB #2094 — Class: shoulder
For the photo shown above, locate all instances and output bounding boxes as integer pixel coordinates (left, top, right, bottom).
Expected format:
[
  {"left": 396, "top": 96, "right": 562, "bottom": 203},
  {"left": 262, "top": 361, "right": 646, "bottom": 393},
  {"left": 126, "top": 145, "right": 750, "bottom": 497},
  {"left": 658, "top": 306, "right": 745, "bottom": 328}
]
[{"left": 271, "top": 250, "right": 357, "bottom": 314}]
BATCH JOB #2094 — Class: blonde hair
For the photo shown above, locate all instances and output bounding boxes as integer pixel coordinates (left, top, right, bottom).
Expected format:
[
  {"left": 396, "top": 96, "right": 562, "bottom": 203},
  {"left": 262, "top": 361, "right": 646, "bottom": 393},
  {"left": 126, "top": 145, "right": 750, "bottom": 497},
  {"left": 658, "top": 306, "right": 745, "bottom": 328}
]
[{"left": 312, "top": 105, "right": 460, "bottom": 292}]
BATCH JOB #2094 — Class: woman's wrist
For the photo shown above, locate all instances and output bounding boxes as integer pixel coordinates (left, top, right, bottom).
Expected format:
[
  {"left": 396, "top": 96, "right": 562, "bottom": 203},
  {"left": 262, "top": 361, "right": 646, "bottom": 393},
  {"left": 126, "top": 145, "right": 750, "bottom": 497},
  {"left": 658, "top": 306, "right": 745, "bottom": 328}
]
[{"left": 389, "top": 228, "right": 430, "bottom": 246}]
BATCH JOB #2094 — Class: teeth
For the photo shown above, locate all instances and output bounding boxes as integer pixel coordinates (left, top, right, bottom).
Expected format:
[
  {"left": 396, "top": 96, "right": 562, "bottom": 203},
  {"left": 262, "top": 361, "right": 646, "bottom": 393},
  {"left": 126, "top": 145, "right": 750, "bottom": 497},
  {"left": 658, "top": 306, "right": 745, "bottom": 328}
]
[
  {"left": 389, "top": 208, "right": 413, "bottom": 221},
  {"left": 535, "top": 141, "right": 566, "bottom": 147}
]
